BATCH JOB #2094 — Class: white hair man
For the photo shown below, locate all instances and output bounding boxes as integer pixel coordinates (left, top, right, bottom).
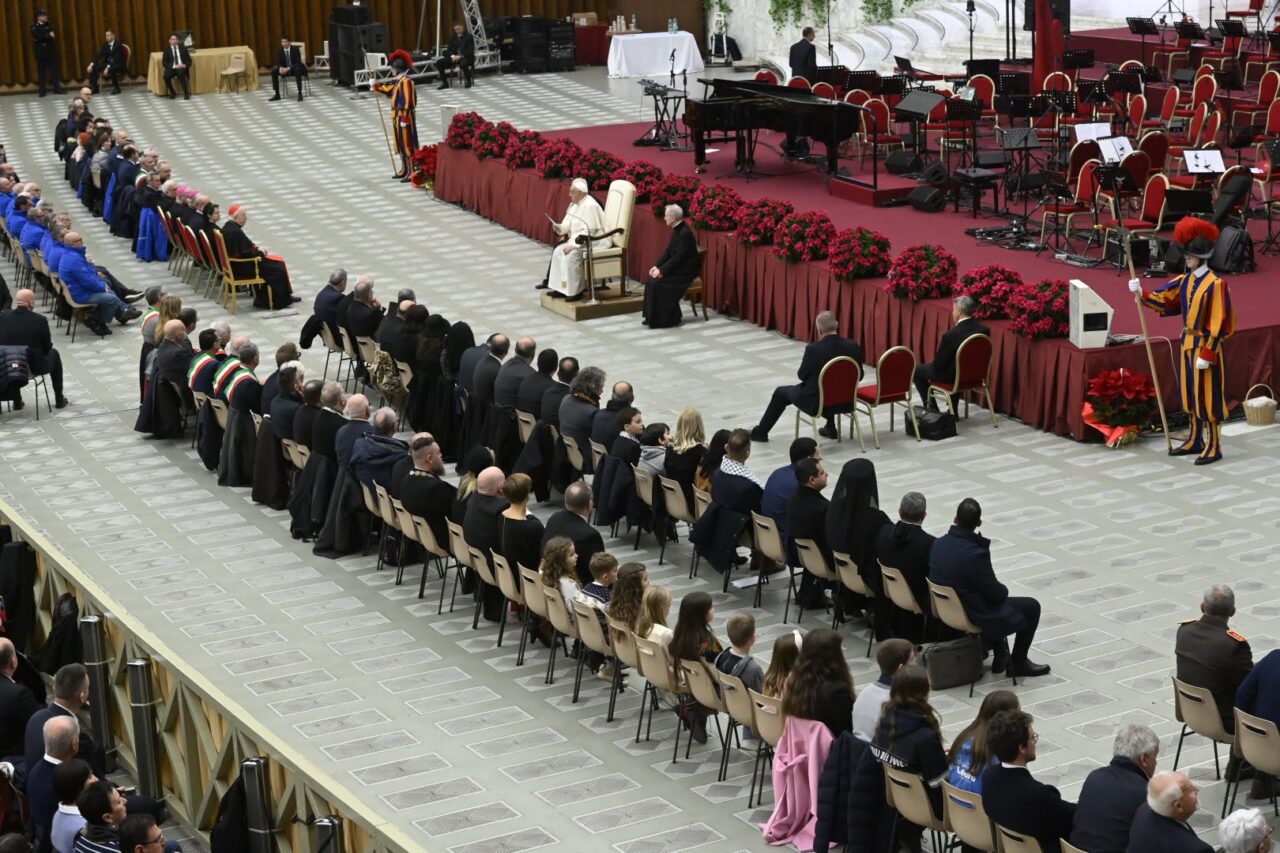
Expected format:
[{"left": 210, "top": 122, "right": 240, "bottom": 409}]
[
  {"left": 1070, "top": 723, "right": 1160, "bottom": 851},
  {"left": 542, "top": 177, "right": 607, "bottom": 301},
  {"left": 1129, "top": 770, "right": 1213, "bottom": 852},
  {"left": 749, "top": 310, "right": 864, "bottom": 441},
  {"left": 642, "top": 203, "right": 700, "bottom": 329},
  {"left": 1219, "top": 808, "right": 1274, "bottom": 853}
]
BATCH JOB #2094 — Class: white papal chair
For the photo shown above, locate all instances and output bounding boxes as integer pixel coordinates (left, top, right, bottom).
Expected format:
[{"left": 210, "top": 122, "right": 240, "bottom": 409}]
[{"left": 584, "top": 179, "right": 637, "bottom": 297}]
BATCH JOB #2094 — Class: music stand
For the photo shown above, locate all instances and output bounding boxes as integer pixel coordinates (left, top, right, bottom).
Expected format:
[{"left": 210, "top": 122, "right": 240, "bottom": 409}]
[
  {"left": 879, "top": 76, "right": 908, "bottom": 99},
  {"left": 1063, "top": 48, "right": 1096, "bottom": 71},
  {"left": 1227, "top": 125, "right": 1257, "bottom": 164},
  {"left": 1127, "top": 17, "right": 1160, "bottom": 65},
  {"left": 944, "top": 97, "right": 984, "bottom": 169},
  {"left": 895, "top": 90, "right": 945, "bottom": 156},
  {"left": 999, "top": 126, "right": 1042, "bottom": 226},
  {"left": 1269, "top": 30, "right": 1280, "bottom": 57},
  {"left": 847, "top": 70, "right": 880, "bottom": 95},
  {"left": 998, "top": 72, "right": 1032, "bottom": 96},
  {"left": 1104, "top": 71, "right": 1143, "bottom": 95},
  {"left": 1038, "top": 168, "right": 1073, "bottom": 253},
  {"left": 964, "top": 58, "right": 1002, "bottom": 80},
  {"left": 1174, "top": 20, "right": 1207, "bottom": 43},
  {"left": 1215, "top": 18, "right": 1247, "bottom": 41},
  {"left": 1263, "top": 139, "right": 1280, "bottom": 254},
  {"left": 1096, "top": 164, "right": 1141, "bottom": 270}
]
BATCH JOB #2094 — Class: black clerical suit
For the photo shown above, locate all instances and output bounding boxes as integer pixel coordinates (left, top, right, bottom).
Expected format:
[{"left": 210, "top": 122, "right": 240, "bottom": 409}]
[
  {"left": 494, "top": 358, "right": 534, "bottom": 412},
  {"left": 787, "top": 483, "right": 833, "bottom": 608},
  {"left": 312, "top": 409, "right": 346, "bottom": 460},
  {"left": 541, "top": 383, "right": 570, "bottom": 426},
  {"left": 220, "top": 219, "right": 292, "bottom": 309},
  {"left": 272, "top": 44, "right": 306, "bottom": 99},
  {"left": 399, "top": 468, "right": 457, "bottom": 550},
  {"left": 435, "top": 31, "right": 476, "bottom": 87},
  {"left": 89, "top": 39, "right": 127, "bottom": 94},
  {"left": 162, "top": 42, "right": 192, "bottom": 99},
  {"left": 517, "top": 372, "right": 555, "bottom": 418},
  {"left": 345, "top": 300, "right": 384, "bottom": 378},
  {"left": 0, "top": 306, "right": 63, "bottom": 402},
  {"left": 293, "top": 405, "right": 321, "bottom": 449},
  {"left": 473, "top": 354, "right": 502, "bottom": 405},
  {"left": 914, "top": 315, "right": 990, "bottom": 406},
  {"left": 643, "top": 221, "right": 700, "bottom": 329},
  {"left": 541, "top": 509, "right": 605, "bottom": 585},
  {"left": 270, "top": 392, "right": 303, "bottom": 440},
  {"left": 457, "top": 343, "right": 488, "bottom": 394},
  {"left": 754, "top": 332, "right": 864, "bottom": 436},
  {"left": 789, "top": 37, "right": 818, "bottom": 82},
  {"left": 462, "top": 492, "right": 510, "bottom": 622},
  {"left": 0, "top": 673, "right": 40, "bottom": 761}
]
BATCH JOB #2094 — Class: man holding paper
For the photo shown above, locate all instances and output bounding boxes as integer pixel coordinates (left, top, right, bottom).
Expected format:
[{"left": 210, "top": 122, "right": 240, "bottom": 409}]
[{"left": 541, "top": 178, "right": 608, "bottom": 302}]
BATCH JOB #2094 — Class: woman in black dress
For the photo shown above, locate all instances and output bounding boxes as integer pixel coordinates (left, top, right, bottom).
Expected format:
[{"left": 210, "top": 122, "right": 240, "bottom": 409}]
[
  {"left": 497, "top": 473, "right": 544, "bottom": 585},
  {"left": 407, "top": 312, "right": 450, "bottom": 434},
  {"left": 666, "top": 407, "right": 706, "bottom": 510},
  {"left": 431, "top": 321, "right": 473, "bottom": 461},
  {"left": 825, "top": 458, "right": 891, "bottom": 632}
]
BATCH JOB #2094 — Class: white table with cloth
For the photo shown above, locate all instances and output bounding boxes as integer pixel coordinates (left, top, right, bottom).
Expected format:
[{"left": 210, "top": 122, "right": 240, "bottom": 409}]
[{"left": 607, "top": 32, "right": 705, "bottom": 78}]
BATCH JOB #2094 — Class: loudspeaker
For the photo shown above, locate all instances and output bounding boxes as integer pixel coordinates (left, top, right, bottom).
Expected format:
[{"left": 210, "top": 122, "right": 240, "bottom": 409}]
[
  {"left": 358, "top": 23, "right": 387, "bottom": 53},
  {"left": 908, "top": 186, "right": 947, "bottom": 212},
  {"left": 1105, "top": 233, "right": 1150, "bottom": 267},
  {"left": 918, "top": 160, "right": 949, "bottom": 187},
  {"left": 1023, "top": 0, "right": 1071, "bottom": 35},
  {"left": 886, "top": 151, "right": 923, "bottom": 174},
  {"left": 976, "top": 151, "right": 1008, "bottom": 169}
]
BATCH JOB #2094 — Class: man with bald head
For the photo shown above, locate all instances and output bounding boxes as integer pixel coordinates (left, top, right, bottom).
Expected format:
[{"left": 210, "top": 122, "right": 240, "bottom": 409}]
[
  {"left": 473, "top": 333, "right": 509, "bottom": 406},
  {"left": 345, "top": 275, "right": 384, "bottom": 340},
  {"left": 335, "top": 394, "right": 374, "bottom": 469},
  {"left": 352, "top": 407, "right": 409, "bottom": 489},
  {"left": 152, "top": 319, "right": 192, "bottom": 388},
  {"left": 219, "top": 203, "right": 299, "bottom": 309},
  {"left": 0, "top": 637, "right": 40, "bottom": 764},
  {"left": 591, "top": 380, "right": 635, "bottom": 451},
  {"left": 57, "top": 230, "right": 141, "bottom": 335},
  {"left": 0, "top": 288, "right": 68, "bottom": 409},
  {"left": 463, "top": 466, "right": 512, "bottom": 623},
  {"left": 1127, "top": 771, "right": 1212, "bottom": 852},
  {"left": 495, "top": 336, "right": 536, "bottom": 412}
]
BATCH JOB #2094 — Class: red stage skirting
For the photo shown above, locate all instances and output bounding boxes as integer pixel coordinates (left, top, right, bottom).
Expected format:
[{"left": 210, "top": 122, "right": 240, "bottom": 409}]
[{"left": 434, "top": 135, "right": 1279, "bottom": 441}]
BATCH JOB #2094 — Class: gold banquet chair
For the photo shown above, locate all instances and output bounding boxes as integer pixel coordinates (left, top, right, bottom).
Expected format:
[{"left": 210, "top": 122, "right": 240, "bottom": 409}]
[{"left": 583, "top": 179, "right": 636, "bottom": 298}]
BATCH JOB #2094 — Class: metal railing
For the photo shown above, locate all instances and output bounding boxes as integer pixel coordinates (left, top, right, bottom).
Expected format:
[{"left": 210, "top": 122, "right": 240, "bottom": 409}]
[{"left": 0, "top": 498, "right": 422, "bottom": 853}]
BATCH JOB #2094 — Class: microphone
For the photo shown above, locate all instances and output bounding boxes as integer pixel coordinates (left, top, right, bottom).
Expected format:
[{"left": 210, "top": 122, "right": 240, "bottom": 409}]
[{"left": 671, "top": 49, "right": 677, "bottom": 61}]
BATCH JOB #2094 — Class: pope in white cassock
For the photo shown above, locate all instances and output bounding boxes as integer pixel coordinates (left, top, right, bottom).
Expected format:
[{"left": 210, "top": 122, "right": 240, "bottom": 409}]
[{"left": 547, "top": 177, "right": 609, "bottom": 300}]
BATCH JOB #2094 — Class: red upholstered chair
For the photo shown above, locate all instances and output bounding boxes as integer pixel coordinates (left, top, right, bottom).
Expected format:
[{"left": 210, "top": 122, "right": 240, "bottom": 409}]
[
  {"left": 1232, "top": 70, "right": 1280, "bottom": 128},
  {"left": 797, "top": 356, "right": 863, "bottom": 445},
  {"left": 969, "top": 74, "right": 998, "bottom": 120},
  {"left": 1144, "top": 87, "right": 1180, "bottom": 130},
  {"left": 1170, "top": 109, "right": 1222, "bottom": 174},
  {"left": 1244, "top": 38, "right": 1279, "bottom": 84},
  {"left": 788, "top": 75, "right": 811, "bottom": 89},
  {"left": 1065, "top": 139, "right": 1101, "bottom": 183},
  {"left": 1101, "top": 174, "right": 1169, "bottom": 271},
  {"left": 1040, "top": 158, "right": 1101, "bottom": 243},
  {"left": 755, "top": 69, "right": 778, "bottom": 85},
  {"left": 844, "top": 89, "right": 870, "bottom": 106},
  {"left": 1097, "top": 150, "right": 1150, "bottom": 211},
  {"left": 1226, "top": 0, "right": 1265, "bottom": 37},
  {"left": 1202, "top": 32, "right": 1244, "bottom": 70},
  {"left": 1253, "top": 98, "right": 1280, "bottom": 148},
  {"left": 1254, "top": 147, "right": 1280, "bottom": 216},
  {"left": 927, "top": 335, "right": 997, "bottom": 428},
  {"left": 858, "top": 97, "right": 904, "bottom": 164},
  {"left": 1138, "top": 130, "right": 1170, "bottom": 176},
  {"left": 854, "top": 346, "right": 919, "bottom": 448},
  {"left": 1215, "top": 164, "right": 1254, "bottom": 222},
  {"left": 1042, "top": 71, "right": 1072, "bottom": 92},
  {"left": 811, "top": 81, "right": 835, "bottom": 99},
  {"left": 1126, "top": 93, "right": 1149, "bottom": 136},
  {"left": 1175, "top": 70, "right": 1217, "bottom": 117},
  {"left": 1153, "top": 35, "right": 1192, "bottom": 80}
]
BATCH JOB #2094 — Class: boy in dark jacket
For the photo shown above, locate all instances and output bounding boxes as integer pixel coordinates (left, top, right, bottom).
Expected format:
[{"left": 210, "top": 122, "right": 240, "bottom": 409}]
[{"left": 714, "top": 613, "right": 764, "bottom": 739}]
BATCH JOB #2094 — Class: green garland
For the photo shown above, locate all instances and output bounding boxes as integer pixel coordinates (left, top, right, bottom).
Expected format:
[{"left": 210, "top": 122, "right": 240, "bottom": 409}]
[
  {"left": 862, "top": 0, "right": 894, "bottom": 23},
  {"left": 769, "top": 0, "right": 828, "bottom": 29}
]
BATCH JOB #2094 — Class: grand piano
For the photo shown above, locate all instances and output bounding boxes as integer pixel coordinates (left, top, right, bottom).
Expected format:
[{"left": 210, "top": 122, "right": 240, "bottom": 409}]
[{"left": 684, "top": 78, "right": 862, "bottom": 176}]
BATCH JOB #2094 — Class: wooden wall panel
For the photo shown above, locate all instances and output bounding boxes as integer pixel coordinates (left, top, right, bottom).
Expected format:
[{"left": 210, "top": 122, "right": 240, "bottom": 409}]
[{"left": 0, "top": 0, "right": 674, "bottom": 91}]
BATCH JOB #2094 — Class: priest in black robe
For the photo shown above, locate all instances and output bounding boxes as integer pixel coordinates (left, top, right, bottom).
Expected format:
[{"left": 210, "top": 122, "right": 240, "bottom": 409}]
[{"left": 642, "top": 204, "right": 700, "bottom": 330}]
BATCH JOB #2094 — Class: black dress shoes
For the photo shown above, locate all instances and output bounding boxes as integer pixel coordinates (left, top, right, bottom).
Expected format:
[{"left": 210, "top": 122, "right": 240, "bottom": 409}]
[
  {"left": 818, "top": 425, "right": 839, "bottom": 440},
  {"left": 535, "top": 280, "right": 549, "bottom": 290},
  {"left": 437, "top": 82, "right": 449, "bottom": 90},
  {"left": 749, "top": 427, "right": 769, "bottom": 442},
  {"left": 1007, "top": 659, "right": 1051, "bottom": 678},
  {"left": 269, "top": 94, "right": 281, "bottom": 101}
]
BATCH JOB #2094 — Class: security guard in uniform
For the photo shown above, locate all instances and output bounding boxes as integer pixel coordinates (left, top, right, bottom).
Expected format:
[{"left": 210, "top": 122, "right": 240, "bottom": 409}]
[
  {"left": 31, "top": 10, "right": 62, "bottom": 97},
  {"left": 1175, "top": 584, "right": 1253, "bottom": 778}
]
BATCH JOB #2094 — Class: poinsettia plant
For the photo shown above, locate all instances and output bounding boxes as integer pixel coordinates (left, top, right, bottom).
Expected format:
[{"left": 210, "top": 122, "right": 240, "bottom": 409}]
[
  {"left": 445, "top": 111, "right": 486, "bottom": 149},
  {"left": 737, "top": 198, "right": 795, "bottom": 245},
  {"left": 504, "top": 130, "right": 545, "bottom": 169},
  {"left": 535, "top": 137, "right": 584, "bottom": 180},
  {"left": 828, "top": 227, "right": 892, "bottom": 281},
  {"left": 473, "top": 120, "right": 514, "bottom": 160},
  {"left": 774, "top": 210, "right": 836, "bottom": 263},
  {"left": 651, "top": 173, "right": 702, "bottom": 219},
  {"left": 956, "top": 264, "right": 1023, "bottom": 320},
  {"left": 1083, "top": 368, "right": 1157, "bottom": 446},
  {"left": 886, "top": 244, "right": 958, "bottom": 301},
  {"left": 410, "top": 144, "right": 438, "bottom": 188},
  {"left": 1008, "top": 277, "right": 1070, "bottom": 339},
  {"left": 580, "top": 148, "right": 624, "bottom": 190},
  {"left": 689, "top": 184, "right": 743, "bottom": 231},
  {"left": 612, "top": 161, "right": 664, "bottom": 201}
]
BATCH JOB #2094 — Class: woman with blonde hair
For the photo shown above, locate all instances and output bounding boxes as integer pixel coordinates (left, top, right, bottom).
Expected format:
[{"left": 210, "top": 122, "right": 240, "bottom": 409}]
[
  {"left": 606, "top": 563, "right": 649, "bottom": 630},
  {"left": 762, "top": 631, "right": 802, "bottom": 698},
  {"left": 667, "top": 408, "right": 707, "bottom": 506},
  {"left": 634, "top": 585, "right": 673, "bottom": 645},
  {"left": 152, "top": 295, "right": 183, "bottom": 342}
]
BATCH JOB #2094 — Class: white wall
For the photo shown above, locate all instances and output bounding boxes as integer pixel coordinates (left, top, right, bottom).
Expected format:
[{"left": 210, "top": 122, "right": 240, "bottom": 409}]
[{"left": 723, "top": 0, "right": 864, "bottom": 62}]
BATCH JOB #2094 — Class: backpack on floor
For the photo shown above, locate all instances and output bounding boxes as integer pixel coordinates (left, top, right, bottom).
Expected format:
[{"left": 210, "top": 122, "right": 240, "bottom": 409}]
[
  {"left": 919, "top": 635, "right": 984, "bottom": 689},
  {"left": 0, "top": 346, "right": 30, "bottom": 396},
  {"left": 1210, "top": 226, "right": 1255, "bottom": 275},
  {"left": 906, "top": 406, "right": 957, "bottom": 441}
]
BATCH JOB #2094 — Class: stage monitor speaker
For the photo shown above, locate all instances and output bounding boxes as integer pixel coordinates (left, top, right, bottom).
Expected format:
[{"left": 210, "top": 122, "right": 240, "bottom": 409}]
[
  {"left": 908, "top": 186, "right": 946, "bottom": 212},
  {"left": 359, "top": 23, "right": 388, "bottom": 53},
  {"left": 886, "top": 151, "right": 923, "bottom": 174},
  {"left": 976, "top": 151, "right": 1008, "bottom": 169},
  {"left": 1068, "top": 278, "right": 1113, "bottom": 349},
  {"left": 1023, "top": 0, "right": 1071, "bottom": 35},
  {"left": 1105, "top": 233, "right": 1150, "bottom": 267},
  {"left": 918, "top": 160, "right": 948, "bottom": 187}
]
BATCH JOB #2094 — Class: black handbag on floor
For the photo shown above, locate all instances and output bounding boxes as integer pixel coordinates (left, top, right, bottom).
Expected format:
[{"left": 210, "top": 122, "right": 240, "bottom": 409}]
[
  {"left": 919, "top": 635, "right": 984, "bottom": 689},
  {"left": 906, "top": 406, "right": 957, "bottom": 441}
]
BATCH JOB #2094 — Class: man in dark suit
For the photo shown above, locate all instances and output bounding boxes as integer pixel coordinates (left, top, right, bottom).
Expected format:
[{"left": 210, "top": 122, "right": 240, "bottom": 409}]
[
  {"left": 789, "top": 27, "right": 818, "bottom": 82},
  {"left": 24, "top": 664, "right": 97, "bottom": 776},
  {"left": 313, "top": 269, "right": 347, "bottom": 340},
  {"left": 787, "top": 456, "right": 831, "bottom": 609},
  {"left": 876, "top": 491, "right": 935, "bottom": 619},
  {"left": 335, "top": 395, "right": 373, "bottom": 469},
  {"left": 259, "top": 342, "right": 299, "bottom": 414},
  {"left": 929, "top": 498, "right": 1049, "bottom": 678},
  {"left": 311, "top": 382, "right": 348, "bottom": 461},
  {"left": 462, "top": 467, "right": 510, "bottom": 622},
  {"left": 494, "top": 336, "right": 536, "bottom": 412},
  {"left": 517, "top": 349, "right": 558, "bottom": 417},
  {"left": 435, "top": 22, "right": 476, "bottom": 89},
  {"left": 1070, "top": 723, "right": 1160, "bottom": 853},
  {"left": 1126, "top": 771, "right": 1213, "bottom": 853},
  {"left": 1177, "top": 584, "right": 1253, "bottom": 736},
  {"left": 1237, "top": 647, "right": 1280, "bottom": 799},
  {"left": 0, "top": 288, "right": 68, "bottom": 410},
  {"left": 152, "top": 320, "right": 194, "bottom": 400},
  {"left": 86, "top": 30, "right": 127, "bottom": 94},
  {"left": 344, "top": 276, "right": 384, "bottom": 341},
  {"left": 643, "top": 205, "right": 700, "bottom": 329},
  {"left": 914, "top": 294, "right": 990, "bottom": 409},
  {"left": 982, "top": 710, "right": 1076, "bottom": 853},
  {"left": 161, "top": 33, "right": 192, "bottom": 100},
  {"left": 269, "top": 365, "right": 304, "bottom": 441},
  {"left": 750, "top": 310, "right": 864, "bottom": 441},
  {"left": 712, "top": 429, "right": 763, "bottom": 514},
  {"left": 293, "top": 379, "right": 324, "bottom": 449},
  {"left": 539, "top": 356, "right": 578, "bottom": 425},
  {"left": 541, "top": 482, "right": 605, "bottom": 584},
  {"left": 397, "top": 435, "right": 456, "bottom": 548},
  {"left": 26, "top": 715, "right": 79, "bottom": 844},
  {"left": 270, "top": 37, "right": 307, "bottom": 102},
  {"left": 590, "top": 381, "right": 634, "bottom": 451},
  {"left": 473, "top": 334, "right": 508, "bottom": 406},
  {"left": 457, "top": 336, "right": 492, "bottom": 395},
  {"left": 0, "top": 638, "right": 40, "bottom": 763}
]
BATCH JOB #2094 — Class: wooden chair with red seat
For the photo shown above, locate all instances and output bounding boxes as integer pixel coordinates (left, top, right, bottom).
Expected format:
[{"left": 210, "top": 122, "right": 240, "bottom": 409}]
[
  {"left": 1202, "top": 30, "right": 1244, "bottom": 70},
  {"left": 788, "top": 75, "right": 810, "bottom": 89},
  {"left": 1065, "top": 139, "right": 1101, "bottom": 183},
  {"left": 1232, "top": 69, "right": 1280, "bottom": 128},
  {"left": 179, "top": 225, "right": 204, "bottom": 286},
  {"left": 811, "top": 81, "right": 835, "bottom": 99},
  {"left": 853, "top": 346, "right": 920, "bottom": 448},
  {"left": 1153, "top": 35, "right": 1193, "bottom": 80},
  {"left": 1170, "top": 108, "right": 1222, "bottom": 174},
  {"left": 927, "top": 334, "right": 997, "bottom": 428},
  {"left": 1255, "top": 146, "right": 1280, "bottom": 230},
  {"left": 858, "top": 97, "right": 905, "bottom": 165},
  {"left": 1143, "top": 86, "right": 1181, "bottom": 131},
  {"left": 1042, "top": 71, "right": 1072, "bottom": 93},
  {"left": 1138, "top": 130, "right": 1171, "bottom": 176},
  {"left": 213, "top": 229, "right": 267, "bottom": 314},
  {"left": 754, "top": 69, "right": 779, "bottom": 85},
  {"left": 1214, "top": 164, "right": 1254, "bottom": 223},
  {"left": 1040, "top": 158, "right": 1102, "bottom": 244},
  {"left": 1168, "top": 100, "right": 1209, "bottom": 147},
  {"left": 1252, "top": 98, "right": 1280, "bottom": 151},
  {"left": 920, "top": 87, "right": 953, "bottom": 155},
  {"left": 1101, "top": 173, "right": 1170, "bottom": 271},
  {"left": 1175, "top": 69, "right": 1217, "bottom": 117},
  {"left": 1244, "top": 36, "right": 1279, "bottom": 84},
  {"left": 1098, "top": 150, "right": 1151, "bottom": 211},
  {"left": 1126, "top": 93, "right": 1150, "bottom": 136},
  {"left": 968, "top": 74, "right": 998, "bottom": 122},
  {"left": 844, "top": 88, "right": 871, "bottom": 106},
  {"left": 796, "top": 355, "right": 863, "bottom": 445},
  {"left": 839, "top": 89, "right": 871, "bottom": 154},
  {"left": 1225, "top": 0, "right": 1266, "bottom": 40},
  {"left": 195, "top": 231, "right": 221, "bottom": 297}
]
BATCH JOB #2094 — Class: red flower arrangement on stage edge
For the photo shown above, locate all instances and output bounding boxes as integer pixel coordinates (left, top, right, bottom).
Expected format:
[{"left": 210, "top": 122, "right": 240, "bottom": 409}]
[
  {"left": 774, "top": 210, "right": 836, "bottom": 263},
  {"left": 504, "top": 130, "right": 545, "bottom": 169},
  {"left": 651, "top": 173, "right": 702, "bottom": 219},
  {"left": 580, "top": 148, "right": 624, "bottom": 190},
  {"left": 886, "top": 244, "right": 958, "bottom": 301},
  {"left": 828, "top": 227, "right": 892, "bottom": 281},
  {"left": 736, "top": 198, "right": 795, "bottom": 245},
  {"left": 445, "top": 111, "right": 486, "bottom": 149},
  {"left": 473, "top": 120, "right": 514, "bottom": 160},
  {"left": 689, "top": 184, "right": 743, "bottom": 231},
  {"left": 1008, "top": 277, "right": 1070, "bottom": 339},
  {"left": 410, "top": 144, "right": 439, "bottom": 188},
  {"left": 1083, "top": 368, "right": 1158, "bottom": 447},
  {"left": 611, "top": 161, "right": 664, "bottom": 200},
  {"left": 535, "top": 137, "right": 584, "bottom": 180},
  {"left": 956, "top": 264, "right": 1023, "bottom": 320}
]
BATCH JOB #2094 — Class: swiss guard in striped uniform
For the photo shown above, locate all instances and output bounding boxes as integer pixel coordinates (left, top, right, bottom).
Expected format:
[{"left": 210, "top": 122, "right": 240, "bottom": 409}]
[
  {"left": 1130, "top": 217, "right": 1236, "bottom": 466},
  {"left": 375, "top": 50, "right": 418, "bottom": 181}
]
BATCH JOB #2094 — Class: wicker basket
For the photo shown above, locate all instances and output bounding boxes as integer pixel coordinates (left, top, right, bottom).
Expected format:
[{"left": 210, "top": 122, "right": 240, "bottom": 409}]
[{"left": 1244, "top": 384, "right": 1277, "bottom": 426}]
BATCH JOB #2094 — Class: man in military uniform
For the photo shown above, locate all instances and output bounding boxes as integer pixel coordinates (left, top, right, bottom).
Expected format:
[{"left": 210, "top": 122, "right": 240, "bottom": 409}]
[
  {"left": 31, "top": 10, "right": 63, "bottom": 97},
  {"left": 1175, "top": 584, "right": 1253, "bottom": 779}
]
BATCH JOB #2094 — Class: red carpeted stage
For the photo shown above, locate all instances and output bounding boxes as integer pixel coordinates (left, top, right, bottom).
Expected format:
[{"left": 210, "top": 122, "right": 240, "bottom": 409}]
[{"left": 434, "top": 115, "right": 1280, "bottom": 442}]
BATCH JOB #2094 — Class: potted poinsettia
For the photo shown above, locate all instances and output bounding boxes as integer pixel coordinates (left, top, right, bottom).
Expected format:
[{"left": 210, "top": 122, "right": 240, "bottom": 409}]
[
  {"left": 737, "top": 198, "right": 794, "bottom": 246},
  {"left": 773, "top": 210, "right": 836, "bottom": 263},
  {"left": 611, "top": 161, "right": 664, "bottom": 200},
  {"left": 1082, "top": 368, "right": 1158, "bottom": 447},
  {"left": 445, "top": 111, "right": 486, "bottom": 149},
  {"left": 535, "top": 138, "right": 584, "bottom": 180},
  {"left": 504, "top": 130, "right": 545, "bottom": 169},
  {"left": 410, "top": 145, "right": 438, "bottom": 189},
  {"left": 886, "top": 244, "right": 958, "bottom": 301},
  {"left": 956, "top": 264, "right": 1023, "bottom": 320},
  {"left": 473, "top": 120, "right": 514, "bottom": 160},
  {"left": 829, "top": 227, "right": 892, "bottom": 281},
  {"left": 1008, "top": 278, "right": 1070, "bottom": 339},
  {"left": 689, "top": 184, "right": 743, "bottom": 231},
  {"left": 580, "top": 148, "right": 624, "bottom": 190}
]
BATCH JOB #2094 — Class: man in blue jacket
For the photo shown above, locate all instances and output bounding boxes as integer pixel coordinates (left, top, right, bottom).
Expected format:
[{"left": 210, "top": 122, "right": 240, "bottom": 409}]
[
  {"left": 929, "top": 497, "right": 1049, "bottom": 678},
  {"left": 5, "top": 193, "right": 32, "bottom": 242},
  {"left": 750, "top": 311, "right": 863, "bottom": 442},
  {"left": 1071, "top": 723, "right": 1160, "bottom": 853},
  {"left": 57, "top": 231, "right": 140, "bottom": 334},
  {"left": 1236, "top": 647, "right": 1280, "bottom": 799}
]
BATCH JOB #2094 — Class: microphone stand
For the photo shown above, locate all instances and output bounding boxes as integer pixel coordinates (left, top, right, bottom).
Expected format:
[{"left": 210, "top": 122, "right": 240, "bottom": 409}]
[
  {"left": 669, "top": 49, "right": 677, "bottom": 89},
  {"left": 968, "top": 0, "right": 976, "bottom": 66}
]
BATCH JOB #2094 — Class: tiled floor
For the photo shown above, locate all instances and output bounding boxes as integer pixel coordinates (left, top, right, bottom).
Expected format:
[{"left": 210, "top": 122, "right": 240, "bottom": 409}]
[{"left": 0, "top": 68, "right": 1276, "bottom": 851}]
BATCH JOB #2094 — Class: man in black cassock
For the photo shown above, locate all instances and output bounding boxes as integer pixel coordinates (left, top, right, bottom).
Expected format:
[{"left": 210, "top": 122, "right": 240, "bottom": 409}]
[{"left": 642, "top": 204, "right": 699, "bottom": 330}]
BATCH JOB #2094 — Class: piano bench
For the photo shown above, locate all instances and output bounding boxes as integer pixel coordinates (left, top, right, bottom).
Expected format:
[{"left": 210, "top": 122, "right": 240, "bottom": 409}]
[{"left": 685, "top": 276, "right": 709, "bottom": 321}]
